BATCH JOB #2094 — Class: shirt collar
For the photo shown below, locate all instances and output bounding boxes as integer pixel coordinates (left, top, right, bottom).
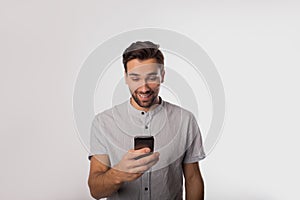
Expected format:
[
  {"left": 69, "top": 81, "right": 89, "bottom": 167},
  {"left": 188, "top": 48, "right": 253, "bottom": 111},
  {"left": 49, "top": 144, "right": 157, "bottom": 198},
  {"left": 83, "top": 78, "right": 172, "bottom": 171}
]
[{"left": 127, "top": 96, "right": 164, "bottom": 117}]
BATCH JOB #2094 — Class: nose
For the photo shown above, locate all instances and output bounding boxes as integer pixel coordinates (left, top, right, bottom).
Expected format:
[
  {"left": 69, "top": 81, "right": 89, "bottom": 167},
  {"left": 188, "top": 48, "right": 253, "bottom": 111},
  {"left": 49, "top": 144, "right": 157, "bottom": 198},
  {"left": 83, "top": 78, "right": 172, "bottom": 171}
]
[{"left": 138, "top": 82, "right": 150, "bottom": 93}]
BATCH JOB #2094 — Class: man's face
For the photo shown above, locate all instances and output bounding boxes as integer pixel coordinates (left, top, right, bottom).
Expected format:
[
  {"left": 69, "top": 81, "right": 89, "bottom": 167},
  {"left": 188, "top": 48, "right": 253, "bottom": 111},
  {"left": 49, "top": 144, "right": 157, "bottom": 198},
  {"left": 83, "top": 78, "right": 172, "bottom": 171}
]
[{"left": 125, "top": 58, "right": 165, "bottom": 109}]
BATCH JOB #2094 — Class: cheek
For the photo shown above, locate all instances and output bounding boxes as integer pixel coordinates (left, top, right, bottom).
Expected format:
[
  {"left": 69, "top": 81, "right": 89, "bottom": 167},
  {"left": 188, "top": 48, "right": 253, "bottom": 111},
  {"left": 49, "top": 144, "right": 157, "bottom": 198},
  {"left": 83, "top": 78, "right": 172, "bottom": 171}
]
[
  {"left": 149, "top": 84, "right": 160, "bottom": 91},
  {"left": 128, "top": 83, "right": 161, "bottom": 93},
  {"left": 129, "top": 85, "right": 140, "bottom": 92}
]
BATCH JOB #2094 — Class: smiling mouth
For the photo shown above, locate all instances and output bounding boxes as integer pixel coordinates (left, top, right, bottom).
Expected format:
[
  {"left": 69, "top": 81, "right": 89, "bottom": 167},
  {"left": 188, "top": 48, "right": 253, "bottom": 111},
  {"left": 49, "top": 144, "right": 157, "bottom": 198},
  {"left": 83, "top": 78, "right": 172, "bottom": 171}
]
[{"left": 137, "top": 92, "right": 153, "bottom": 100}]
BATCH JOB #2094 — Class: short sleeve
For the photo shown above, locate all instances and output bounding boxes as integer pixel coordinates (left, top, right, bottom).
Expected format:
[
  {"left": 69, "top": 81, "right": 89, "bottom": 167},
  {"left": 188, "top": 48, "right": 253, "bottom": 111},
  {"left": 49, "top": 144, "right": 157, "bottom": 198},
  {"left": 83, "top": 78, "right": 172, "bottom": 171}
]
[
  {"left": 183, "top": 114, "right": 206, "bottom": 163},
  {"left": 89, "top": 115, "right": 108, "bottom": 160}
]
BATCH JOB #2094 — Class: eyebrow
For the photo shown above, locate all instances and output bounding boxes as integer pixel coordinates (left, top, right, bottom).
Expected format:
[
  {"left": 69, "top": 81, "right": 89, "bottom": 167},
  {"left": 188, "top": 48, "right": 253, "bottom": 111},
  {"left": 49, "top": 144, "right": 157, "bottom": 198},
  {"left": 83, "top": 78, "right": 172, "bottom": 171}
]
[
  {"left": 128, "top": 72, "right": 158, "bottom": 76},
  {"left": 128, "top": 73, "right": 140, "bottom": 76},
  {"left": 147, "top": 72, "right": 158, "bottom": 76}
]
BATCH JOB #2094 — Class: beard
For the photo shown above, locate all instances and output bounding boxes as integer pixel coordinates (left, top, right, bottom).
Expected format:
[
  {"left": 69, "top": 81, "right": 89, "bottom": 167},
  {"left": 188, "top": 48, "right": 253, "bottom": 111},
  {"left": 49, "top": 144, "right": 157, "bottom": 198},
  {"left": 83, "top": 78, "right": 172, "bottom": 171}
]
[{"left": 131, "top": 90, "right": 158, "bottom": 108}]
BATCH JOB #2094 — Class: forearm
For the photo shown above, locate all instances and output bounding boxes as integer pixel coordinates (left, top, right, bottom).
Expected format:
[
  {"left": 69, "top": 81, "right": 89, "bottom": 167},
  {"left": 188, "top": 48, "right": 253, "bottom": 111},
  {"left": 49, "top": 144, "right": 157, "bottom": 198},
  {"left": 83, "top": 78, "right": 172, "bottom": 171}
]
[
  {"left": 88, "top": 168, "right": 123, "bottom": 199},
  {"left": 185, "top": 175, "right": 204, "bottom": 200}
]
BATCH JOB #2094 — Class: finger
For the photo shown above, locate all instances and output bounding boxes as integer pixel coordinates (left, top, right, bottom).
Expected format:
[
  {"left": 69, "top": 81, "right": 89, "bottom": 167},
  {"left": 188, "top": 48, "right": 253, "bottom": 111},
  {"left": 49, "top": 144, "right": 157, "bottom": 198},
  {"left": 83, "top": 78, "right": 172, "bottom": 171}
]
[
  {"left": 133, "top": 148, "right": 151, "bottom": 153},
  {"left": 126, "top": 148, "right": 151, "bottom": 159},
  {"left": 132, "top": 152, "right": 160, "bottom": 168},
  {"left": 131, "top": 159, "right": 159, "bottom": 173}
]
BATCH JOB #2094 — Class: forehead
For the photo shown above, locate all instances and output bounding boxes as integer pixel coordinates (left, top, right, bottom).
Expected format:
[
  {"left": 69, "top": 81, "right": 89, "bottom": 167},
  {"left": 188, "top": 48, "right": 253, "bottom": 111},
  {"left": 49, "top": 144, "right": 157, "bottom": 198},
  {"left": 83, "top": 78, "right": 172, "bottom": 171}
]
[{"left": 126, "top": 58, "right": 161, "bottom": 74}]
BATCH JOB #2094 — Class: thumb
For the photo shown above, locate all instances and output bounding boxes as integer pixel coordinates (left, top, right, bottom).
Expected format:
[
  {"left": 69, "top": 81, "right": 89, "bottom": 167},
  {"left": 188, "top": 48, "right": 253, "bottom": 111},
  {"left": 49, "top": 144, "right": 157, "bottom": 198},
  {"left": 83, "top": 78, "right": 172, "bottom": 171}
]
[{"left": 129, "top": 148, "right": 150, "bottom": 153}]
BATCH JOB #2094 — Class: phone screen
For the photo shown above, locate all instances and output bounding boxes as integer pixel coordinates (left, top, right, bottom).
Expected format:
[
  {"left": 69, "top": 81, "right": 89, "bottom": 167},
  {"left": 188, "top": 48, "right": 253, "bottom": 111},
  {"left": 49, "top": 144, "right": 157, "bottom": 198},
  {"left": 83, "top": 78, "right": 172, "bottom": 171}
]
[{"left": 134, "top": 136, "right": 154, "bottom": 152}]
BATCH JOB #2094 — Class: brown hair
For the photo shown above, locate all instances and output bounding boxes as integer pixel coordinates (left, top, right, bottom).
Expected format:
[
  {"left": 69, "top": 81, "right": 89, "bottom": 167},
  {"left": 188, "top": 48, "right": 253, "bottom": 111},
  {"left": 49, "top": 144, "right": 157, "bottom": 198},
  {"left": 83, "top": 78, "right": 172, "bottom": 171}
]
[{"left": 122, "top": 41, "right": 164, "bottom": 72}]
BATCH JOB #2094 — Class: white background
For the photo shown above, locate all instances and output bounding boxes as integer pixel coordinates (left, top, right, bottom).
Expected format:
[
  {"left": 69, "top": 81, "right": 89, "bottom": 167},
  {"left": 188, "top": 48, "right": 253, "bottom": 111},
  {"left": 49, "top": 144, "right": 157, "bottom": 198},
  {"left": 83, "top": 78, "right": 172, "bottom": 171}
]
[{"left": 1, "top": 0, "right": 299, "bottom": 199}]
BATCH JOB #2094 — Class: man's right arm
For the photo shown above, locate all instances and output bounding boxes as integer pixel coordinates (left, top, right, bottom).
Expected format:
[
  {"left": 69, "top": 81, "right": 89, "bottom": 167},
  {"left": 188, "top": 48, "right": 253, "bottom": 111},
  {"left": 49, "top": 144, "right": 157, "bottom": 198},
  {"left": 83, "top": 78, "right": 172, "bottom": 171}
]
[
  {"left": 88, "top": 149, "right": 159, "bottom": 199},
  {"left": 88, "top": 155, "right": 125, "bottom": 199}
]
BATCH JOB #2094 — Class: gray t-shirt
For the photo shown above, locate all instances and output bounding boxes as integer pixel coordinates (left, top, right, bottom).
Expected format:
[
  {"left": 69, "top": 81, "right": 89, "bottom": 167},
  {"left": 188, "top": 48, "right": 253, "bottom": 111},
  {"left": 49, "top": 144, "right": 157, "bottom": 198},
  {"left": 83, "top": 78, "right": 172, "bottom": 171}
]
[{"left": 89, "top": 96, "right": 205, "bottom": 200}]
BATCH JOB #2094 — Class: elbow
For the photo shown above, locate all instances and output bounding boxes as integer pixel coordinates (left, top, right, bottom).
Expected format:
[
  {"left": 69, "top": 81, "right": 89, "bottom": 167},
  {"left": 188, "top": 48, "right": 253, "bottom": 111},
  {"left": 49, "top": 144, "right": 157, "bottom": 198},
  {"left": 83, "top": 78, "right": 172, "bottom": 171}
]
[
  {"left": 89, "top": 193, "right": 99, "bottom": 200},
  {"left": 89, "top": 186, "right": 103, "bottom": 200},
  {"left": 90, "top": 192, "right": 101, "bottom": 200},
  {"left": 88, "top": 179, "right": 103, "bottom": 200}
]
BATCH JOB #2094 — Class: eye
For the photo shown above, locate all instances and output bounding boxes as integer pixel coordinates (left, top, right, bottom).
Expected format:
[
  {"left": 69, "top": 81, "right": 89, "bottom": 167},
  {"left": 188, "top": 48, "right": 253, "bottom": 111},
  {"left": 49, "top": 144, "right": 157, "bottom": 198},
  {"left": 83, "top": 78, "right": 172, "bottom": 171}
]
[
  {"left": 148, "top": 76, "right": 158, "bottom": 81},
  {"left": 131, "top": 78, "right": 140, "bottom": 82}
]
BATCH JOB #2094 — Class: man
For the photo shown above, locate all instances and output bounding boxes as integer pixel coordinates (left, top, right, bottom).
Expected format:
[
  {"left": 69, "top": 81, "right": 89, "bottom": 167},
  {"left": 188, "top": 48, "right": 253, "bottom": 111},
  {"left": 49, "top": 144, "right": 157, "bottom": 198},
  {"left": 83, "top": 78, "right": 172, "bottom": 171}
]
[{"left": 88, "top": 41, "right": 206, "bottom": 200}]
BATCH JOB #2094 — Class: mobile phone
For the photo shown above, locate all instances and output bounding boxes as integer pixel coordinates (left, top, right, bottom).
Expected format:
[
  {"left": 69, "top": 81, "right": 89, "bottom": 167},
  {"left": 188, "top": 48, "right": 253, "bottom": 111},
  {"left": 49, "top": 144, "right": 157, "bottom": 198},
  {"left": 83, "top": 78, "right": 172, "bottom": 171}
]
[{"left": 134, "top": 136, "right": 154, "bottom": 152}]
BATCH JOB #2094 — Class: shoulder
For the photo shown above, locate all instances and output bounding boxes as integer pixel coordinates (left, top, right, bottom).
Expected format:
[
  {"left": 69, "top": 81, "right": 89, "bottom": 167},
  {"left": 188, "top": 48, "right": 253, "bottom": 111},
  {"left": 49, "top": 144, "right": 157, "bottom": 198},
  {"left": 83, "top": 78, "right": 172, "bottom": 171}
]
[
  {"left": 163, "top": 100, "right": 196, "bottom": 121},
  {"left": 93, "top": 100, "right": 128, "bottom": 123}
]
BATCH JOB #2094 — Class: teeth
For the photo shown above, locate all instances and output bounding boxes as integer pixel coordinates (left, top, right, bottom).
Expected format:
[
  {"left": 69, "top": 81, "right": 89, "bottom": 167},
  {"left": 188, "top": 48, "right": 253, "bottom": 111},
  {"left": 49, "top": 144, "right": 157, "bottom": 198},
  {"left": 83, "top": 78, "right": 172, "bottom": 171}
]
[{"left": 139, "top": 94, "right": 151, "bottom": 98}]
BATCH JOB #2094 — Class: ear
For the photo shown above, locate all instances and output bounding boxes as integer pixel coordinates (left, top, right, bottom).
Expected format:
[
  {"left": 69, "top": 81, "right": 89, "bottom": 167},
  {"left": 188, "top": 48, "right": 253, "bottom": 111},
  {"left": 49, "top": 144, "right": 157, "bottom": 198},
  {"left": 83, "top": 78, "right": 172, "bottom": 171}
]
[
  {"left": 124, "top": 71, "right": 128, "bottom": 85},
  {"left": 161, "top": 69, "right": 165, "bottom": 83}
]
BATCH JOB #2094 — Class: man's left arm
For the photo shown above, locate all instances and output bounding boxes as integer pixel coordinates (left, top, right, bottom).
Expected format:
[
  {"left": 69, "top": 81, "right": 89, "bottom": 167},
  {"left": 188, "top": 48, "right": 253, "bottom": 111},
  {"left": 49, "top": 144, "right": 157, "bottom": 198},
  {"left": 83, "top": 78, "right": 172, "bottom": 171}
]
[{"left": 183, "top": 162, "right": 204, "bottom": 200}]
